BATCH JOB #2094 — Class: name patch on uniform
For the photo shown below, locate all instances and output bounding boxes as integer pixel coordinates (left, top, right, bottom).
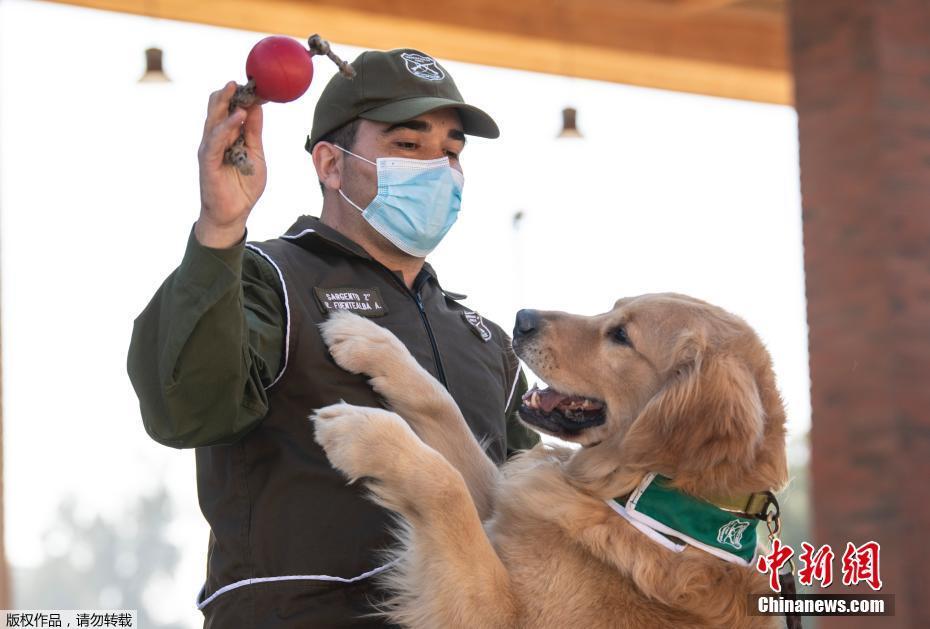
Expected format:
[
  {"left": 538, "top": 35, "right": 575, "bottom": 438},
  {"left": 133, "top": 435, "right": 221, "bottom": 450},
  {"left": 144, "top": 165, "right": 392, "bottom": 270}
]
[
  {"left": 462, "top": 310, "right": 492, "bottom": 342},
  {"left": 313, "top": 287, "right": 388, "bottom": 317}
]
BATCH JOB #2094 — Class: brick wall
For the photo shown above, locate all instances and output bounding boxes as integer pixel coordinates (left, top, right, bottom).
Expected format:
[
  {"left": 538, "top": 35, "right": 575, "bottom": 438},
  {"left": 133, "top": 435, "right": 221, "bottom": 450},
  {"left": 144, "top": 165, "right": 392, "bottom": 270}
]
[{"left": 790, "top": 0, "right": 930, "bottom": 626}]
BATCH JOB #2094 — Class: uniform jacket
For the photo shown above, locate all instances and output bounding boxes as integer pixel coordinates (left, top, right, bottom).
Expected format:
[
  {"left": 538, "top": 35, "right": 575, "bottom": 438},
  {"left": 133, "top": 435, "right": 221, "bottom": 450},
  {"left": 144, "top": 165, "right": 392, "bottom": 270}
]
[{"left": 127, "top": 215, "right": 537, "bottom": 627}]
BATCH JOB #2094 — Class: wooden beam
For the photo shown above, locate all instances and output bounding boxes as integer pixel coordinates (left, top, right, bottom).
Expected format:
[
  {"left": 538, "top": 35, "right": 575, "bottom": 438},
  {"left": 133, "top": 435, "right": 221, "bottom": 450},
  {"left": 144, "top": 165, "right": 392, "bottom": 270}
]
[
  {"left": 45, "top": 0, "right": 791, "bottom": 102},
  {"left": 644, "top": 0, "right": 746, "bottom": 14}
]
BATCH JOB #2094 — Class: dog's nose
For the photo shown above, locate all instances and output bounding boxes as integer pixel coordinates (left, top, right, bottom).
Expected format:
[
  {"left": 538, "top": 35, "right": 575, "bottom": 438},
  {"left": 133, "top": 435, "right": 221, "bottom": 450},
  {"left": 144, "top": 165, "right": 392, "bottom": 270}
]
[{"left": 514, "top": 309, "right": 540, "bottom": 338}]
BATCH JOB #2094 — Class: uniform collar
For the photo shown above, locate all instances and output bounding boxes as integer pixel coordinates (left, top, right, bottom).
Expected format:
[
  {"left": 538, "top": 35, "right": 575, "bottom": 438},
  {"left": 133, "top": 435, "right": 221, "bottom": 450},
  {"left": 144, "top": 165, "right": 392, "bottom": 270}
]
[
  {"left": 279, "top": 215, "right": 456, "bottom": 294},
  {"left": 281, "top": 215, "right": 371, "bottom": 259}
]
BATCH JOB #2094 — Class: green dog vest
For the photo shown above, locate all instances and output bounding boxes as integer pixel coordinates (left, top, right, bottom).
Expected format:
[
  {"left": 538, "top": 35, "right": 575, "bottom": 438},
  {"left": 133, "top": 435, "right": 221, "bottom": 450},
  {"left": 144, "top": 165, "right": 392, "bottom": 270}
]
[{"left": 608, "top": 473, "right": 759, "bottom": 566}]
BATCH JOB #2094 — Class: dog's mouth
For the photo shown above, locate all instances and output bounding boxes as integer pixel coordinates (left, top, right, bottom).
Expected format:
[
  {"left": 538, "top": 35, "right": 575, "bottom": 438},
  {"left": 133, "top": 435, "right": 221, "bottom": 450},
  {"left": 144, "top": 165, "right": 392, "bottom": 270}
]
[{"left": 519, "top": 383, "right": 607, "bottom": 436}]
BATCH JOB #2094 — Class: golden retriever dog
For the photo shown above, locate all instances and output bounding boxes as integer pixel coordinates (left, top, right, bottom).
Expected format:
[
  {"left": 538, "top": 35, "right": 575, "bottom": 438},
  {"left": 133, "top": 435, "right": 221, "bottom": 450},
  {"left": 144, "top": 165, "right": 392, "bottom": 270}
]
[{"left": 312, "top": 293, "right": 789, "bottom": 628}]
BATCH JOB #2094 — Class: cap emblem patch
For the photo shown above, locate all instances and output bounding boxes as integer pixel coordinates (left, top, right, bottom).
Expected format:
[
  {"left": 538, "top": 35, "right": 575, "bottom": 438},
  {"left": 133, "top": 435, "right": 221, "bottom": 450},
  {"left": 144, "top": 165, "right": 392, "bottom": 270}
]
[{"left": 401, "top": 52, "right": 445, "bottom": 81}]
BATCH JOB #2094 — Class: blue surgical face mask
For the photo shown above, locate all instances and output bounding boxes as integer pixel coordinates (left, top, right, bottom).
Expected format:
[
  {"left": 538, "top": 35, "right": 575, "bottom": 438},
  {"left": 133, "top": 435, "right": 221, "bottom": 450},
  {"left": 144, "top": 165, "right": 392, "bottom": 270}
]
[{"left": 335, "top": 145, "right": 465, "bottom": 257}]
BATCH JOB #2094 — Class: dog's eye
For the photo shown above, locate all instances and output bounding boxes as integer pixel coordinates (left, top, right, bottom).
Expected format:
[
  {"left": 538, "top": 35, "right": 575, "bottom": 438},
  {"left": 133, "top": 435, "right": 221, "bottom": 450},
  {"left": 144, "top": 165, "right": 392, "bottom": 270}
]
[{"left": 610, "top": 326, "right": 631, "bottom": 346}]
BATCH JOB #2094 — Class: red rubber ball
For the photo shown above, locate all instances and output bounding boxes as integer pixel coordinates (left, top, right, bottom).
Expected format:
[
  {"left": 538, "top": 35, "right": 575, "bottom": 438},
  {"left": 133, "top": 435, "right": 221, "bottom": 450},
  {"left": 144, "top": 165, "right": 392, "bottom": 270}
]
[{"left": 246, "top": 36, "right": 314, "bottom": 103}]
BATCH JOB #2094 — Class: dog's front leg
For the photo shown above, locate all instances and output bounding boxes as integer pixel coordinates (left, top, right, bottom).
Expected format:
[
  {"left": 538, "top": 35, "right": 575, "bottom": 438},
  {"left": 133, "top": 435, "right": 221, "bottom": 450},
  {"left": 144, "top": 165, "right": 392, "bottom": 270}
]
[
  {"left": 313, "top": 403, "right": 519, "bottom": 629},
  {"left": 320, "top": 312, "right": 500, "bottom": 519}
]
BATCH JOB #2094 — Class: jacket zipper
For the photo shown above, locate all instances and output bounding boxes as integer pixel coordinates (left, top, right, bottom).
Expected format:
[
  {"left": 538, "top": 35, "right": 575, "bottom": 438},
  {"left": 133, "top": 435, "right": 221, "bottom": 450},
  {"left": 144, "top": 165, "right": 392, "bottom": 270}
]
[
  {"left": 285, "top": 231, "right": 449, "bottom": 387},
  {"left": 413, "top": 289, "right": 448, "bottom": 386},
  {"left": 375, "top": 265, "right": 449, "bottom": 388}
]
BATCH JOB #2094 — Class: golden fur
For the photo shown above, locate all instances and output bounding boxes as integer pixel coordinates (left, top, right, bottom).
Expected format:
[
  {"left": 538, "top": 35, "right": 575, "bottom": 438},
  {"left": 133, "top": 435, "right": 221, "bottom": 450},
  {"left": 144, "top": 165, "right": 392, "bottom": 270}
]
[{"left": 312, "top": 293, "right": 788, "bottom": 628}]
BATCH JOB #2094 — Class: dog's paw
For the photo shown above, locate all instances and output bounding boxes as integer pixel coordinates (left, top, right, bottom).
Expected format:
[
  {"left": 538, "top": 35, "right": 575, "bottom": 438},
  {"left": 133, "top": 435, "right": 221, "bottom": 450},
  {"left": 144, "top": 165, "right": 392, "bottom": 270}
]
[
  {"left": 311, "top": 402, "right": 416, "bottom": 482},
  {"left": 319, "top": 311, "right": 409, "bottom": 376}
]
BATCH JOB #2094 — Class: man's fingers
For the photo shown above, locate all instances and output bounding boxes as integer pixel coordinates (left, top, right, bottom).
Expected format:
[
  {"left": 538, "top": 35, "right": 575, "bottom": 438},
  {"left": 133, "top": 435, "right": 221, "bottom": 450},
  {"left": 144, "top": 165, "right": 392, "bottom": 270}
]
[
  {"left": 202, "top": 107, "right": 247, "bottom": 164},
  {"left": 202, "top": 81, "right": 239, "bottom": 134},
  {"left": 217, "top": 108, "right": 247, "bottom": 148},
  {"left": 242, "top": 103, "right": 264, "bottom": 153}
]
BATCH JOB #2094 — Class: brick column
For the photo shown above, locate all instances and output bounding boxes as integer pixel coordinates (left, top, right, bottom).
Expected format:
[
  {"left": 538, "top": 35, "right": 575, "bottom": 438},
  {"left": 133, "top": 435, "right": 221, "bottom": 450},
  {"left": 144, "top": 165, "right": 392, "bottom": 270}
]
[{"left": 790, "top": 1, "right": 930, "bottom": 626}]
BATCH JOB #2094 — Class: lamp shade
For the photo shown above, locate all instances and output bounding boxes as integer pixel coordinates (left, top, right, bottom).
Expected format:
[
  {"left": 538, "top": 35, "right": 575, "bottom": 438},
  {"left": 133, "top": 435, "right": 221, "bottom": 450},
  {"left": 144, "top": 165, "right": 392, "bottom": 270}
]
[
  {"left": 139, "top": 47, "right": 170, "bottom": 83},
  {"left": 557, "top": 106, "right": 582, "bottom": 138}
]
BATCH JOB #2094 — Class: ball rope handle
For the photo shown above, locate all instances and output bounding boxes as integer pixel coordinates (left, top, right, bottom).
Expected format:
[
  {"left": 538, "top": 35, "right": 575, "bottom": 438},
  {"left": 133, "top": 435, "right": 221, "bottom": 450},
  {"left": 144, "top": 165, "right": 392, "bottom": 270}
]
[
  {"left": 223, "top": 34, "right": 355, "bottom": 176},
  {"left": 307, "top": 34, "right": 357, "bottom": 79}
]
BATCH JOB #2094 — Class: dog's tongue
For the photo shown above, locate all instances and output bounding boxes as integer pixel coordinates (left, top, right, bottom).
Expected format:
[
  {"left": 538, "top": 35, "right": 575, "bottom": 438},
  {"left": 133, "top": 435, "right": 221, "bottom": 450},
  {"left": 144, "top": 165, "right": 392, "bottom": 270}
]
[
  {"left": 536, "top": 389, "right": 569, "bottom": 413},
  {"left": 523, "top": 384, "right": 570, "bottom": 413}
]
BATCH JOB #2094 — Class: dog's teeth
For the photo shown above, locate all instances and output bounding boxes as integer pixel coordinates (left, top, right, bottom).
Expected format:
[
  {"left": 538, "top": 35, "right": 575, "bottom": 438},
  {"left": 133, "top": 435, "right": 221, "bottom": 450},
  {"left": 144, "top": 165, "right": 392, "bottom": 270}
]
[{"left": 531, "top": 391, "right": 540, "bottom": 407}]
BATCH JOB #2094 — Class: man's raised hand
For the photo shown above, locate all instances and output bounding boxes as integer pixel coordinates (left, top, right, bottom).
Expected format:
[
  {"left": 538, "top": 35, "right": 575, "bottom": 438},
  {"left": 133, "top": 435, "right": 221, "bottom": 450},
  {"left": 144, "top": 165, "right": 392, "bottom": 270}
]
[{"left": 195, "top": 81, "right": 267, "bottom": 248}]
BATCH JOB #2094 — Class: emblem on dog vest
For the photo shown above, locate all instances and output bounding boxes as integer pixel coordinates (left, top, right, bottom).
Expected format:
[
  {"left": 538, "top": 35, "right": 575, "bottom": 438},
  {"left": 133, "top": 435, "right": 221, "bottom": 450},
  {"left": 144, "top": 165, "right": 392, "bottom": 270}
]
[
  {"left": 313, "top": 287, "right": 388, "bottom": 317},
  {"left": 462, "top": 310, "right": 492, "bottom": 342},
  {"left": 717, "top": 519, "right": 751, "bottom": 550},
  {"left": 401, "top": 52, "right": 445, "bottom": 81}
]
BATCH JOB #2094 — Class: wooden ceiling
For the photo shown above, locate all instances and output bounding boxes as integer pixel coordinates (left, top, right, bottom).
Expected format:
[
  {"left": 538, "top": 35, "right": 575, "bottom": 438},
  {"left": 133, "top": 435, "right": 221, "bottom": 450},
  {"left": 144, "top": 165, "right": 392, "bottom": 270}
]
[{"left": 47, "top": 0, "right": 791, "bottom": 104}]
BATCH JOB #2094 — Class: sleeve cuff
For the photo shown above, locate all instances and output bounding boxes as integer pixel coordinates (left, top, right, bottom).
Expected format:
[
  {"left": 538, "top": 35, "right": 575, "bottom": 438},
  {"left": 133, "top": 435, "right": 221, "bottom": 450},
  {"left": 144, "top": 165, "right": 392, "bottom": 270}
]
[{"left": 178, "top": 222, "right": 247, "bottom": 288}]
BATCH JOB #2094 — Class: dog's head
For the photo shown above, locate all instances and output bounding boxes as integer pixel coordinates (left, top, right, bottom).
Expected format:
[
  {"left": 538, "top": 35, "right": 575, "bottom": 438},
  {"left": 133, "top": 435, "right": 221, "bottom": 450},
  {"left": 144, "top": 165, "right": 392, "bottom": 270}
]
[{"left": 512, "top": 293, "right": 788, "bottom": 498}]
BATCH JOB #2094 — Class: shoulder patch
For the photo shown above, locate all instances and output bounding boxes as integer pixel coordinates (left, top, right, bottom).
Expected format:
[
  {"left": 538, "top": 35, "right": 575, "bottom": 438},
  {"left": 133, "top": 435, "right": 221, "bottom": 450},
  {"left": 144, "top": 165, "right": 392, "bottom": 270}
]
[
  {"left": 462, "top": 309, "right": 492, "bottom": 342},
  {"left": 313, "top": 287, "right": 388, "bottom": 317}
]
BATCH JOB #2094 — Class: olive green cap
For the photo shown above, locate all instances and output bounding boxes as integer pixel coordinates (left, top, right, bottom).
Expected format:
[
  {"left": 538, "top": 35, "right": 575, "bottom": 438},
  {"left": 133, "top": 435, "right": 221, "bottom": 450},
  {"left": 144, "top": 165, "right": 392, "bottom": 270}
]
[{"left": 306, "top": 48, "right": 500, "bottom": 152}]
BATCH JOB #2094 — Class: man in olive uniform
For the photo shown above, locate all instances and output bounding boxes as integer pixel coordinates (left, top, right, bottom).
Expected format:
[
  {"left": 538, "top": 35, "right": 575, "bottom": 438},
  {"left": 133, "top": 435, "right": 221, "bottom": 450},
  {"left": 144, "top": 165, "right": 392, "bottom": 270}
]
[{"left": 127, "top": 48, "right": 538, "bottom": 628}]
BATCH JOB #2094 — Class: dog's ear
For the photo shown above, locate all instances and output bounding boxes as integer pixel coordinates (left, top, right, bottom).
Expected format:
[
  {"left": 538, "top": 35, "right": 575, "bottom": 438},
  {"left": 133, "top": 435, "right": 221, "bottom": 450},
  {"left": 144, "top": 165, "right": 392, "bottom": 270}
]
[{"left": 622, "top": 332, "right": 766, "bottom": 496}]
